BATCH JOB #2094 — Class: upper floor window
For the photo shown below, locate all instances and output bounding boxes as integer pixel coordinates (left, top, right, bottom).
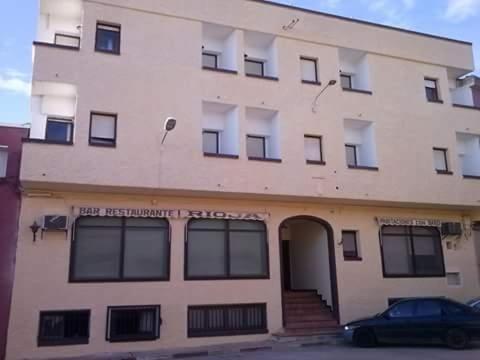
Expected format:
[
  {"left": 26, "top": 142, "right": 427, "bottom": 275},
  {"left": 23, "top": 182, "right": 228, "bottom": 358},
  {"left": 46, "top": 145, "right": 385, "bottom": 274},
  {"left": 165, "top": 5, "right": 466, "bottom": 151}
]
[
  {"left": 54, "top": 33, "right": 81, "bottom": 48},
  {"left": 186, "top": 219, "right": 269, "bottom": 280},
  {"left": 344, "top": 119, "right": 378, "bottom": 170},
  {"left": 339, "top": 48, "right": 371, "bottom": 93},
  {"left": 246, "top": 107, "right": 281, "bottom": 162},
  {"left": 202, "top": 102, "right": 239, "bottom": 158},
  {"left": 433, "top": 147, "right": 451, "bottom": 174},
  {"left": 244, "top": 31, "right": 278, "bottom": 80},
  {"left": 38, "top": 310, "right": 90, "bottom": 347},
  {"left": 95, "top": 22, "right": 121, "bottom": 55},
  {"left": 0, "top": 146, "right": 7, "bottom": 178},
  {"left": 89, "top": 112, "right": 117, "bottom": 147},
  {"left": 45, "top": 117, "right": 73, "bottom": 144},
  {"left": 425, "top": 78, "right": 441, "bottom": 103},
  {"left": 247, "top": 135, "right": 266, "bottom": 159},
  {"left": 456, "top": 132, "right": 480, "bottom": 178},
  {"left": 300, "top": 57, "right": 319, "bottom": 84},
  {"left": 380, "top": 226, "right": 445, "bottom": 278},
  {"left": 70, "top": 217, "right": 170, "bottom": 282},
  {"left": 202, "top": 23, "right": 237, "bottom": 73},
  {"left": 304, "top": 135, "right": 324, "bottom": 164}
]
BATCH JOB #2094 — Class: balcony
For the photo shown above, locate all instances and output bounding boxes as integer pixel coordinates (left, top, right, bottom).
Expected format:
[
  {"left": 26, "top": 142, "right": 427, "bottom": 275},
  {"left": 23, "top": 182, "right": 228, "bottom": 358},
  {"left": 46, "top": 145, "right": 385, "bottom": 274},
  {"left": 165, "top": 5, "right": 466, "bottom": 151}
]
[
  {"left": 450, "top": 75, "right": 480, "bottom": 110},
  {"left": 28, "top": 81, "right": 77, "bottom": 145},
  {"left": 35, "top": 0, "right": 83, "bottom": 50},
  {"left": 202, "top": 23, "right": 238, "bottom": 74}
]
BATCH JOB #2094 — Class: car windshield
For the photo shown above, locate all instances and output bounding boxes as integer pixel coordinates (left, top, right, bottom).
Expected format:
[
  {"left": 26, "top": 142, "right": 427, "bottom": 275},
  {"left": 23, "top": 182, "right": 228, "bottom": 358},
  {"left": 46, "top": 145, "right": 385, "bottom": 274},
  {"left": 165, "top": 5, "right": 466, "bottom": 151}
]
[{"left": 467, "top": 298, "right": 480, "bottom": 306}]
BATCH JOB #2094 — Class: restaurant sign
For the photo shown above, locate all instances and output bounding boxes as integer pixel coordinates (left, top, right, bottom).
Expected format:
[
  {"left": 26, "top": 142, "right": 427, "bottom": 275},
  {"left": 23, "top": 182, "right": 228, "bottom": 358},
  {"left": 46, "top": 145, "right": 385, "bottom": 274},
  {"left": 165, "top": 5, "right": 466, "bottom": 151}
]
[
  {"left": 75, "top": 207, "right": 270, "bottom": 221},
  {"left": 376, "top": 217, "right": 442, "bottom": 227}
]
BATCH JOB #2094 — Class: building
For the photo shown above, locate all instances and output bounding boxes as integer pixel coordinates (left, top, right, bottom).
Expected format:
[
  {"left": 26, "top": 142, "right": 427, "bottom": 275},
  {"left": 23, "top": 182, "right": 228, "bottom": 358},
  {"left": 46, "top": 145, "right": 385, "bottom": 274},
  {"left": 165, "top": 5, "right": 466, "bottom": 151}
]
[
  {"left": 6, "top": 0, "right": 480, "bottom": 358},
  {"left": 0, "top": 124, "right": 29, "bottom": 360}
]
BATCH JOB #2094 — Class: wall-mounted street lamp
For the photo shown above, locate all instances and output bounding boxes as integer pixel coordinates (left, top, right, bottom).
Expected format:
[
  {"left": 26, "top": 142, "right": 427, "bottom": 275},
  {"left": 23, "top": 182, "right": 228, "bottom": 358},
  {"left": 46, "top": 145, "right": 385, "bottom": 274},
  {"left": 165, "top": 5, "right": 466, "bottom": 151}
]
[
  {"left": 312, "top": 79, "right": 337, "bottom": 113},
  {"left": 161, "top": 117, "right": 177, "bottom": 145},
  {"left": 30, "top": 221, "right": 41, "bottom": 242}
]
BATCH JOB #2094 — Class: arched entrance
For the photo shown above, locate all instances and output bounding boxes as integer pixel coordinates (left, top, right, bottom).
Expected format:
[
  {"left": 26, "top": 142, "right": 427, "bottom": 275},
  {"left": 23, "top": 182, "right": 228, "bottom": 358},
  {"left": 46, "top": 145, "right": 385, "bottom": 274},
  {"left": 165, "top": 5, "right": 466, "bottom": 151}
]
[{"left": 279, "top": 216, "right": 339, "bottom": 333}]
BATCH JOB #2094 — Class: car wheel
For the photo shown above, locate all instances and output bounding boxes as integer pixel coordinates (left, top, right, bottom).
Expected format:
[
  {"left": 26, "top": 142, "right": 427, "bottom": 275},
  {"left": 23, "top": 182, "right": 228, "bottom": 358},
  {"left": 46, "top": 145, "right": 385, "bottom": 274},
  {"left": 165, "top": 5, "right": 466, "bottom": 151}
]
[
  {"left": 445, "top": 329, "right": 469, "bottom": 350},
  {"left": 353, "top": 328, "right": 377, "bottom": 348}
]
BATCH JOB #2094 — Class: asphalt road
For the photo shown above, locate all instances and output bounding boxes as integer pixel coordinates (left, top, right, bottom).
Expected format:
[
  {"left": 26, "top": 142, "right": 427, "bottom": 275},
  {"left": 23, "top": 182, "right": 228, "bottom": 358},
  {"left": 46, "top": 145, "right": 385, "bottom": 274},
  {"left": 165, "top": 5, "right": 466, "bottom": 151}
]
[{"left": 195, "top": 344, "right": 480, "bottom": 360}]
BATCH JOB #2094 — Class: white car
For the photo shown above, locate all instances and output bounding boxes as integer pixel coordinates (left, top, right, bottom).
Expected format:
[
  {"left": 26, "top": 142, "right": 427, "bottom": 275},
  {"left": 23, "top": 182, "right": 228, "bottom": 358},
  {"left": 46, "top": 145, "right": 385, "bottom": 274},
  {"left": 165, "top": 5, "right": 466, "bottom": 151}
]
[{"left": 467, "top": 298, "right": 480, "bottom": 311}]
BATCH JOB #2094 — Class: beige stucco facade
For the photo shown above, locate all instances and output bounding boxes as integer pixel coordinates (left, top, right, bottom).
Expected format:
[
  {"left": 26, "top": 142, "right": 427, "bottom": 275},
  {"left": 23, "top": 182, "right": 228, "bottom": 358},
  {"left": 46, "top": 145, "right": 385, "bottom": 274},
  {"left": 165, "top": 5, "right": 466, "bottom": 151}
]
[{"left": 7, "top": 0, "right": 480, "bottom": 359}]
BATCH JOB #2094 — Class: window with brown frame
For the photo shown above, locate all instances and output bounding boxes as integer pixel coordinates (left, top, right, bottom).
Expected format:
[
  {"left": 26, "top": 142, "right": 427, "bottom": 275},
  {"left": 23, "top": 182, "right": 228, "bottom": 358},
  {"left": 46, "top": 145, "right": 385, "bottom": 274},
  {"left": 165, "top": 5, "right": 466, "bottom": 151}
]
[
  {"left": 245, "top": 58, "right": 265, "bottom": 77},
  {"left": 300, "top": 57, "right": 319, "bottom": 83},
  {"left": 95, "top": 22, "right": 121, "bottom": 54},
  {"left": 380, "top": 226, "right": 445, "bottom": 278},
  {"left": 342, "top": 231, "right": 360, "bottom": 260},
  {"left": 345, "top": 144, "right": 358, "bottom": 167},
  {"left": 45, "top": 117, "right": 73, "bottom": 144},
  {"left": 340, "top": 74, "right": 353, "bottom": 89},
  {"left": 247, "top": 135, "right": 267, "bottom": 159},
  {"left": 203, "top": 130, "right": 220, "bottom": 154},
  {"left": 38, "top": 310, "right": 90, "bottom": 346},
  {"left": 425, "top": 78, "right": 440, "bottom": 102},
  {"left": 433, "top": 147, "right": 450, "bottom": 173},
  {"left": 202, "top": 52, "right": 218, "bottom": 69},
  {"left": 89, "top": 112, "right": 117, "bottom": 147},
  {"left": 186, "top": 219, "right": 269, "bottom": 280},
  {"left": 304, "top": 135, "right": 324, "bottom": 164},
  {"left": 106, "top": 305, "right": 161, "bottom": 342}
]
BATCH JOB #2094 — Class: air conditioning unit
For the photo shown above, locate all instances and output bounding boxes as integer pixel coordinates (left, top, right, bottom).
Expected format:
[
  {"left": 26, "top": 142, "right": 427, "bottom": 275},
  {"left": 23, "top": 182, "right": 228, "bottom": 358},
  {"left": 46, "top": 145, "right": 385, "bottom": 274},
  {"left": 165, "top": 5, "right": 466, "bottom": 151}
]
[
  {"left": 441, "top": 222, "right": 462, "bottom": 237},
  {"left": 42, "top": 215, "right": 69, "bottom": 231}
]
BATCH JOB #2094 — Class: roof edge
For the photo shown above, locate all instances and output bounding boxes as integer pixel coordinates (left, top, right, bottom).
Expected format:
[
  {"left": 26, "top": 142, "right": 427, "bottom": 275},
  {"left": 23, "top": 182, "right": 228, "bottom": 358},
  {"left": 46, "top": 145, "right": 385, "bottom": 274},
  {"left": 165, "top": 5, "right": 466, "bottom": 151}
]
[{"left": 248, "top": 0, "right": 473, "bottom": 46}]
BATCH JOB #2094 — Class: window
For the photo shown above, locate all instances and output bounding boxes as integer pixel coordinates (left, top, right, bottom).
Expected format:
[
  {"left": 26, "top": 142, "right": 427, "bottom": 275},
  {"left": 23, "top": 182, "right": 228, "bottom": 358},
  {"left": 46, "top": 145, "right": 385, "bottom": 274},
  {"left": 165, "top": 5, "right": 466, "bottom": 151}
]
[
  {"left": 300, "top": 57, "right": 318, "bottom": 83},
  {"left": 342, "top": 231, "right": 360, "bottom": 260},
  {"left": 107, "top": 306, "right": 161, "bottom": 342},
  {"left": 186, "top": 219, "right": 268, "bottom": 280},
  {"left": 380, "top": 226, "right": 445, "bottom": 278},
  {"left": 425, "top": 78, "right": 440, "bottom": 102},
  {"left": 188, "top": 303, "right": 267, "bottom": 338},
  {"left": 71, "top": 217, "right": 170, "bottom": 282},
  {"left": 45, "top": 117, "right": 73, "bottom": 143},
  {"left": 247, "top": 135, "right": 267, "bottom": 159},
  {"left": 388, "top": 301, "right": 416, "bottom": 318},
  {"left": 456, "top": 133, "right": 480, "bottom": 178},
  {"left": 340, "top": 74, "right": 353, "bottom": 89},
  {"left": 433, "top": 148, "right": 450, "bottom": 173},
  {"left": 202, "top": 52, "right": 218, "bottom": 69},
  {"left": 345, "top": 144, "right": 358, "bottom": 167},
  {"left": 38, "top": 310, "right": 90, "bottom": 346},
  {"left": 89, "top": 112, "right": 117, "bottom": 147},
  {"left": 54, "top": 33, "right": 80, "bottom": 48},
  {"left": 304, "top": 135, "right": 324, "bottom": 164},
  {"left": 203, "top": 130, "right": 220, "bottom": 154},
  {"left": 416, "top": 300, "right": 442, "bottom": 317},
  {"left": 245, "top": 59, "right": 265, "bottom": 77},
  {"left": 0, "top": 147, "right": 7, "bottom": 178},
  {"left": 95, "top": 22, "right": 121, "bottom": 54}
]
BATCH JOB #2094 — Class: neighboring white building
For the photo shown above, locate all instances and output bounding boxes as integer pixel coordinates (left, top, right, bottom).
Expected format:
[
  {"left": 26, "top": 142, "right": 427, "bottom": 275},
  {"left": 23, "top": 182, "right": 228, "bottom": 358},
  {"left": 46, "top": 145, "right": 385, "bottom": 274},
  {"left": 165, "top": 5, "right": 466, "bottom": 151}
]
[{"left": 6, "top": 0, "right": 480, "bottom": 359}]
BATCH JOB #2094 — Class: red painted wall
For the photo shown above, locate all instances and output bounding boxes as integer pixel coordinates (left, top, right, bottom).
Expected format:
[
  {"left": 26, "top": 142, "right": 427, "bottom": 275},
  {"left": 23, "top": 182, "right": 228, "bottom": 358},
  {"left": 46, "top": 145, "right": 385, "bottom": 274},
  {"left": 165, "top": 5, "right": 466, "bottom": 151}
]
[{"left": 0, "top": 125, "right": 28, "bottom": 360}]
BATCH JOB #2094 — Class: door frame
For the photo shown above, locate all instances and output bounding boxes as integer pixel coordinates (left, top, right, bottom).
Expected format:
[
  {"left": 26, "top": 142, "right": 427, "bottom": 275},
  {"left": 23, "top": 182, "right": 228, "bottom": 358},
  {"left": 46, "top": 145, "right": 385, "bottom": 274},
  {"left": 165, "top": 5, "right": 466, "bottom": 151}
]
[{"left": 278, "top": 215, "right": 340, "bottom": 325}]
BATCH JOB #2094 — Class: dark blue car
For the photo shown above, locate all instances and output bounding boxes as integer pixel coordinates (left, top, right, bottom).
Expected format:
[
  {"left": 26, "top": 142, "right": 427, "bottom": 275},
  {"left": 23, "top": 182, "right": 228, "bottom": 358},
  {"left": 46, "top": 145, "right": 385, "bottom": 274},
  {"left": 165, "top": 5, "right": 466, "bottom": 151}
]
[{"left": 344, "top": 297, "right": 480, "bottom": 349}]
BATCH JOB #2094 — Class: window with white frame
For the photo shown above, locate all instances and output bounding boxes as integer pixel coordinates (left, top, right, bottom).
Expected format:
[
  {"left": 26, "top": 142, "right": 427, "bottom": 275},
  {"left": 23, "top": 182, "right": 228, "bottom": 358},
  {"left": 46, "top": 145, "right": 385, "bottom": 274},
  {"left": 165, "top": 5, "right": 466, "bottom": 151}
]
[
  {"left": 344, "top": 119, "right": 378, "bottom": 169},
  {"left": 89, "top": 112, "right": 117, "bottom": 147},
  {"left": 304, "top": 135, "right": 324, "bottom": 163},
  {"left": 0, "top": 146, "right": 8, "bottom": 178},
  {"left": 456, "top": 132, "right": 480, "bottom": 178},
  {"left": 300, "top": 57, "right": 319, "bottom": 83},
  {"left": 246, "top": 107, "right": 280, "bottom": 161},
  {"left": 202, "top": 102, "right": 239, "bottom": 157}
]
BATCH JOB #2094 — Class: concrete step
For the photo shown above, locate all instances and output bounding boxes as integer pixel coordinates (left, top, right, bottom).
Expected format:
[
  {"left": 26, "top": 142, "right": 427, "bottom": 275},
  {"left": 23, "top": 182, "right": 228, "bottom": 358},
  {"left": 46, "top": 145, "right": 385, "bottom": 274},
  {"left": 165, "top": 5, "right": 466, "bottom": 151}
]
[
  {"left": 285, "top": 314, "right": 336, "bottom": 323},
  {"left": 284, "top": 303, "right": 331, "bottom": 311},
  {"left": 285, "top": 320, "right": 339, "bottom": 330}
]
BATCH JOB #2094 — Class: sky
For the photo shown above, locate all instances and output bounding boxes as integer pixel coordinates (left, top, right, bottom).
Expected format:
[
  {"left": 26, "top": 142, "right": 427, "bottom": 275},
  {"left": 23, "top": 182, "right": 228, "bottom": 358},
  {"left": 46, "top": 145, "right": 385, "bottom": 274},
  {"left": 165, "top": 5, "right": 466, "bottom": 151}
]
[{"left": 0, "top": 0, "right": 479, "bottom": 125}]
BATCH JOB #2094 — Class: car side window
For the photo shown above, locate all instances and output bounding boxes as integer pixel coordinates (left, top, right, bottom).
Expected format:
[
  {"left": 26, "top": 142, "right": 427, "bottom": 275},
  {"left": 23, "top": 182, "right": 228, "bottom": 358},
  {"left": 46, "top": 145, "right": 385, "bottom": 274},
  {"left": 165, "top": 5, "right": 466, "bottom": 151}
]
[
  {"left": 388, "top": 301, "right": 416, "bottom": 318},
  {"left": 416, "top": 300, "right": 442, "bottom": 317},
  {"left": 443, "top": 302, "right": 467, "bottom": 315}
]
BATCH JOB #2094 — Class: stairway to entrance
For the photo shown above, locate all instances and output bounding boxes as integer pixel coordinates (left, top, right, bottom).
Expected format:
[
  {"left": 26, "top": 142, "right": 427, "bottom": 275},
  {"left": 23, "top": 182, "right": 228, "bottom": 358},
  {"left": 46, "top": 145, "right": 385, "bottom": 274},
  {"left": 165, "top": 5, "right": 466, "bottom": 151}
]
[{"left": 281, "top": 291, "right": 340, "bottom": 336}]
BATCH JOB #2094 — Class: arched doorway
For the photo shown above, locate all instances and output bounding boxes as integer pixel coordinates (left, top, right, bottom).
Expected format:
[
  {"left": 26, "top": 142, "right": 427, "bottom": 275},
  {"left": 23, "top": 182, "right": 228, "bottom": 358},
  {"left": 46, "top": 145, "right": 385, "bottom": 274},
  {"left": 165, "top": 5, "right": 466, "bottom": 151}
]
[{"left": 279, "top": 216, "right": 339, "bottom": 332}]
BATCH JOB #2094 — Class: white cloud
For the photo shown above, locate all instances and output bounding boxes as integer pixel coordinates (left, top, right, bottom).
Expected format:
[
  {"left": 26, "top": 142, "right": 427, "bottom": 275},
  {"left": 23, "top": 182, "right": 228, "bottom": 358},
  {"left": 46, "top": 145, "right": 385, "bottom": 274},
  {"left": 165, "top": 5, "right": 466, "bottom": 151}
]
[
  {"left": 444, "top": 0, "right": 480, "bottom": 22},
  {"left": 0, "top": 69, "right": 31, "bottom": 96}
]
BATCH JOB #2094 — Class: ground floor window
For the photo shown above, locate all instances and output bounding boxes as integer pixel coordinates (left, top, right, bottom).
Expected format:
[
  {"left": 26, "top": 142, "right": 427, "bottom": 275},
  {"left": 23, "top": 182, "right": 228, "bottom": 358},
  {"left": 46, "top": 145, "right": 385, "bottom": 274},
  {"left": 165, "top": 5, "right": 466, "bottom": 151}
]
[
  {"left": 106, "top": 306, "right": 161, "bottom": 342},
  {"left": 186, "top": 219, "right": 268, "bottom": 280},
  {"left": 187, "top": 303, "right": 267, "bottom": 337},
  {"left": 38, "top": 310, "right": 90, "bottom": 346},
  {"left": 71, "top": 217, "right": 170, "bottom": 282},
  {"left": 380, "top": 226, "right": 445, "bottom": 278}
]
